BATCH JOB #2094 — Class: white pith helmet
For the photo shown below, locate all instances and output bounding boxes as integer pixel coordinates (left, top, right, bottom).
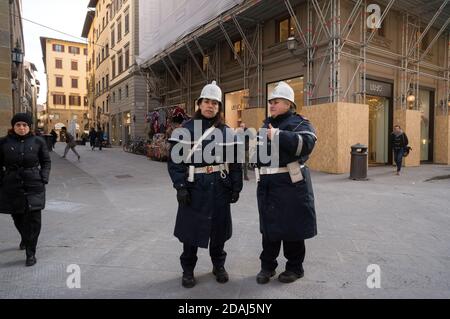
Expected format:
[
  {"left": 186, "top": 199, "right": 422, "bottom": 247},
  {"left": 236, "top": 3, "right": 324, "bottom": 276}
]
[
  {"left": 198, "top": 81, "right": 222, "bottom": 104},
  {"left": 268, "top": 81, "right": 296, "bottom": 107}
]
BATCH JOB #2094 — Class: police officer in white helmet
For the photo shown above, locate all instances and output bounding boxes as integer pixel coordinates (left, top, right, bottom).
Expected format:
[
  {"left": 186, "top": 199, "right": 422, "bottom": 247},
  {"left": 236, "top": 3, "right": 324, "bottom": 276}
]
[
  {"left": 168, "top": 81, "right": 243, "bottom": 288},
  {"left": 255, "top": 81, "right": 318, "bottom": 284}
]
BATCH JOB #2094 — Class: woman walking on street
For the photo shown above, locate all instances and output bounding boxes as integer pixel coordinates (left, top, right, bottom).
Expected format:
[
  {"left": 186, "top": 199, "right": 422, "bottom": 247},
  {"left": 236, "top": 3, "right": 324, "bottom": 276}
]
[{"left": 0, "top": 113, "right": 51, "bottom": 266}]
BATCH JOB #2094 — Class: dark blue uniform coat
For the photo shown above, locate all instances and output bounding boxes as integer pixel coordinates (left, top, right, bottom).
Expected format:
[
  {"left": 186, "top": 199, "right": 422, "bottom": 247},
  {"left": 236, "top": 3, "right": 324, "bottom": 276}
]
[
  {"left": 257, "top": 111, "right": 317, "bottom": 241},
  {"left": 168, "top": 117, "right": 243, "bottom": 248}
]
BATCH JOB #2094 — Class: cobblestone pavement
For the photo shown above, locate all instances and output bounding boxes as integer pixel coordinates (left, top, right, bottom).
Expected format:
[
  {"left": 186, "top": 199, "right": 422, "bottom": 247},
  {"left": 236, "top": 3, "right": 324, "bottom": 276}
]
[{"left": 0, "top": 143, "right": 449, "bottom": 299}]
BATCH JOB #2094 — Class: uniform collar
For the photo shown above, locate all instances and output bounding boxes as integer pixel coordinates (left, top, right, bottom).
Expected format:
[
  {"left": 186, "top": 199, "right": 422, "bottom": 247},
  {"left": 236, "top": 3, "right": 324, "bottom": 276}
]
[{"left": 265, "top": 110, "right": 293, "bottom": 126}]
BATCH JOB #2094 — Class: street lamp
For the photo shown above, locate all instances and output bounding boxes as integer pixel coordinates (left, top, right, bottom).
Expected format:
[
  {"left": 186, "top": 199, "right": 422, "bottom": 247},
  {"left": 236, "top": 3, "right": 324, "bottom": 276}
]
[
  {"left": 11, "top": 47, "right": 24, "bottom": 64},
  {"left": 287, "top": 37, "right": 298, "bottom": 51},
  {"left": 406, "top": 93, "right": 415, "bottom": 103}
]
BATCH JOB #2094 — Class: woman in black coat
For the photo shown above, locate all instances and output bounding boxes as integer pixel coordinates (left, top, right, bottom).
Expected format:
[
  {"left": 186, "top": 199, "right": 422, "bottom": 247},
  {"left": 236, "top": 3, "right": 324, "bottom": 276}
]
[
  {"left": 255, "top": 82, "right": 317, "bottom": 284},
  {"left": 168, "top": 81, "right": 243, "bottom": 288},
  {"left": 0, "top": 113, "right": 51, "bottom": 266}
]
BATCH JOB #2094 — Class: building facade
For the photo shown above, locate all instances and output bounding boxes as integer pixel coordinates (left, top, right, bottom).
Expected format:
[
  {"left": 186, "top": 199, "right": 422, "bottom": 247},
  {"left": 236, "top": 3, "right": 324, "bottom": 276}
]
[
  {"left": 24, "top": 61, "right": 40, "bottom": 127},
  {"left": 82, "top": 10, "right": 97, "bottom": 131},
  {"left": 40, "top": 37, "right": 89, "bottom": 138},
  {"left": 83, "top": 0, "right": 147, "bottom": 146},
  {"left": 140, "top": 0, "right": 450, "bottom": 173},
  {"left": 0, "top": 0, "right": 25, "bottom": 135}
]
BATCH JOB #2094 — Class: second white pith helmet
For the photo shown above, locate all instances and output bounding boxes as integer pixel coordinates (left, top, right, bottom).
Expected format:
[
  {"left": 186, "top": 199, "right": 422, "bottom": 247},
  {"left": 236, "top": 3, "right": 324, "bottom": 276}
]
[{"left": 268, "top": 81, "right": 296, "bottom": 107}]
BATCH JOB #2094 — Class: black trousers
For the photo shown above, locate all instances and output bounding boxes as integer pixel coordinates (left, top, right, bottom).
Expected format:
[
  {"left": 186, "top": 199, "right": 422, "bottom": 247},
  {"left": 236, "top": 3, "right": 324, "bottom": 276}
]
[
  {"left": 260, "top": 237, "right": 305, "bottom": 274},
  {"left": 180, "top": 242, "right": 227, "bottom": 274},
  {"left": 11, "top": 211, "right": 42, "bottom": 257}
]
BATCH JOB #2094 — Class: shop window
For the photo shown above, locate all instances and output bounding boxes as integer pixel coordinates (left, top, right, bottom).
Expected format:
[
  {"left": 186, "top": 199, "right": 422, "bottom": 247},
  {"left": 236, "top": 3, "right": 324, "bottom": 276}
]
[{"left": 224, "top": 89, "right": 249, "bottom": 128}]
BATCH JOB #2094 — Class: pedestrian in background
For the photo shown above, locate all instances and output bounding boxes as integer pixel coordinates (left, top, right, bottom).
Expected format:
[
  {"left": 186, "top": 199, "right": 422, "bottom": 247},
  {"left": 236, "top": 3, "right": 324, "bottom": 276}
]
[
  {"left": 255, "top": 81, "right": 318, "bottom": 284},
  {"left": 168, "top": 81, "right": 243, "bottom": 288},
  {"left": 61, "top": 127, "right": 80, "bottom": 160},
  {"left": 89, "top": 127, "right": 97, "bottom": 150},
  {"left": 50, "top": 129, "right": 58, "bottom": 149},
  {"left": 391, "top": 125, "right": 409, "bottom": 176},
  {"left": 96, "top": 127, "right": 104, "bottom": 151},
  {"left": 238, "top": 122, "right": 255, "bottom": 181},
  {"left": 0, "top": 113, "right": 51, "bottom": 267}
]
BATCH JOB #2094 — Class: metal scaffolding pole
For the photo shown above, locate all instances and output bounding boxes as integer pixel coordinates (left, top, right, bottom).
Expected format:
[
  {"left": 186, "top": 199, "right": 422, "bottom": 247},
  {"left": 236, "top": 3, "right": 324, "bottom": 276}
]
[
  {"left": 407, "top": 0, "right": 449, "bottom": 58},
  {"left": 185, "top": 42, "right": 207, "bottom": 83},
  {"left": 446, "top": 32, "right": 450, "bottom": 115}
]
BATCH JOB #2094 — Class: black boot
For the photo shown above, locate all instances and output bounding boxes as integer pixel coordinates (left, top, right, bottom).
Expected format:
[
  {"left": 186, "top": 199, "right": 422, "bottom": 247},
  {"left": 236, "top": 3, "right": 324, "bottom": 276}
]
[
  {"left": 212, "top": 266, "right": 229, "bottom": 283},
  {"left": 278, "top": 270, "right": 304, "bottom": 283},
  {"left": 182, "top": 272, "right": 196, "bottom": 288},
  {"left": 256, "top": 269, "right": 276, "bottom": 284},
  {"left": 25, "top": 248, "right": 37, "bottom": 267}
]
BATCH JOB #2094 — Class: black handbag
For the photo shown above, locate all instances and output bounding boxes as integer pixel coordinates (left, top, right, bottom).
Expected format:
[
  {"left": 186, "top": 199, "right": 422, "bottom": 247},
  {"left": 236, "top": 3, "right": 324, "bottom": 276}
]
[{"left": 403, "top": 146, "right": 412, "bottom": 157}]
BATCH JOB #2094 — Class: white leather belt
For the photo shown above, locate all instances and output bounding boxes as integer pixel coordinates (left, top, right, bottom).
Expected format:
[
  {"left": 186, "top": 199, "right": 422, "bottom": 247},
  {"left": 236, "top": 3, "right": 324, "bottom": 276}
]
[
  {"left": 257, "top": 165, "right": 305, "bottom": 175},
  {"left": 194, "top": 164, "right": 228, "bottom": 175}
]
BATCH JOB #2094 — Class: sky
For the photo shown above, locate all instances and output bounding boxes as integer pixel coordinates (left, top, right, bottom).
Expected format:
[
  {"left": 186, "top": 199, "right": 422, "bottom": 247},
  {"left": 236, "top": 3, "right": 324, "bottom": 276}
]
[{"left": 22, "top": 0, "right": 90, "bottom": 105}]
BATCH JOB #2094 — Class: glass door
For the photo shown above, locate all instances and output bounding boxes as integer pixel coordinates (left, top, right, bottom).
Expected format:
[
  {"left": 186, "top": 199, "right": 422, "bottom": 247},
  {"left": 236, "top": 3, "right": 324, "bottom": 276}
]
[
  {"left": 368, "top": 95, "right": 389, "bottom": 164},
  {"left": 419, "top": 89, "right": 434, "bottom": 162}
]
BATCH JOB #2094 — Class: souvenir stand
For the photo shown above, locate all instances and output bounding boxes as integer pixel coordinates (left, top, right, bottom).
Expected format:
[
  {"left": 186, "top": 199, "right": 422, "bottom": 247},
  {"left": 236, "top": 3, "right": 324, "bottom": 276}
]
[{"left": 146, "top": 105, "right": 189, "bottom": 161}]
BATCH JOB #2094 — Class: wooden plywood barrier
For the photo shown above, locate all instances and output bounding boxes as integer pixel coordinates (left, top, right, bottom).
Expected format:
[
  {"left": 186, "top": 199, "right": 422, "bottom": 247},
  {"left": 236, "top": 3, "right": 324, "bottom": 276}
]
[
  {"left": 394, "top": 110, "right": 421, "bottom": 167},
  {"left": 434, "top": 115, "right": 450, "bottom": 165},
  {"left": 302, "top": 103, "right": 369, "bottom": 174}
]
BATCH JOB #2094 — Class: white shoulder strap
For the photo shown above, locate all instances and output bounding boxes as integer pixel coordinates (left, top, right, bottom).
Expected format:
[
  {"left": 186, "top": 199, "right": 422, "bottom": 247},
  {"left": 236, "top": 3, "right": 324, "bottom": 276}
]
[{"left": 186, "top": 126, "right": 216, "bottom": 162}]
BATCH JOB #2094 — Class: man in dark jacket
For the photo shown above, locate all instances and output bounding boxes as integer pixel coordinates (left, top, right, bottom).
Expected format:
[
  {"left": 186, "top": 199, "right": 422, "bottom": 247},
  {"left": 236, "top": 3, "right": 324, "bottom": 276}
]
[
  {"left": 0, "top": 113, "right": 51, "bottom": 266},
  {"left": 391, "top": 125, "right": 409, "bottom": 175},
  {"left": 50, "top": 129, "right": 58, "bottom": 149},
  {"left": 89, "top": 128, "right": 97, "bottom": 150},
  {"left": 95, "top": 127, "right": 104, "bottom": 151},
  {"left": 168, "top": 81, "right": 243, "bottom": 288},
  {"left": 255, "top": 81, "right": 317, "bottom": 284}
]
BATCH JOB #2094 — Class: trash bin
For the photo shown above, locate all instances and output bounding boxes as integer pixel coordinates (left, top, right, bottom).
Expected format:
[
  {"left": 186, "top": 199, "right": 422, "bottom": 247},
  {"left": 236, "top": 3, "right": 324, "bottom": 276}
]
[
  {"left": 350, "top": 143, "right": 368, "bottom": 180},
  {"left": 43, "top": 134, "right": 53, "bottom": 152}
]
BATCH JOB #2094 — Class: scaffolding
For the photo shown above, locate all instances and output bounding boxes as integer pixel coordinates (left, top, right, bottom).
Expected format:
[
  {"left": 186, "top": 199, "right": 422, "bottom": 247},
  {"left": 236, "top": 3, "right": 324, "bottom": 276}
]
[{"left": 140, "top": 0, "right": 450, "bottom": 115}]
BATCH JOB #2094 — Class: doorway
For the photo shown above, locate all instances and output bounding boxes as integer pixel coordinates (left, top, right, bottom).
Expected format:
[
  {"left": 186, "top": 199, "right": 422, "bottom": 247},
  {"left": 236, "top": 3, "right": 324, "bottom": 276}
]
[
  {"left": 367, "top": 95, "right": 391, "bottom": 164},
  {"left": 419, "top": 89, "right": 434, "bottom": 162}
]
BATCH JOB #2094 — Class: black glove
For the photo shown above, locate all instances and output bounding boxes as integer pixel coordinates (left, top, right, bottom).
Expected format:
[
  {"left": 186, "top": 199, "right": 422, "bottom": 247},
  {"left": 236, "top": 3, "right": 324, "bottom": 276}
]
[
  {"left": 177, "top": 188, "right": 191, "bottom": 206},
  {"left": 230, "top": 191, "right": 240, "bottom": 204}
]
